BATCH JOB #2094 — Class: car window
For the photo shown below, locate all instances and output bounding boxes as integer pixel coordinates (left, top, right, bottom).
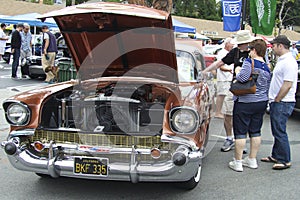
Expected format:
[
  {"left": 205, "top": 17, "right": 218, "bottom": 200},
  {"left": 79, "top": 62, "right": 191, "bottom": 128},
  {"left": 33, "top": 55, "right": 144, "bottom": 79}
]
[{"left": 176, "top": 50, "right": 197, "bottom": 82}]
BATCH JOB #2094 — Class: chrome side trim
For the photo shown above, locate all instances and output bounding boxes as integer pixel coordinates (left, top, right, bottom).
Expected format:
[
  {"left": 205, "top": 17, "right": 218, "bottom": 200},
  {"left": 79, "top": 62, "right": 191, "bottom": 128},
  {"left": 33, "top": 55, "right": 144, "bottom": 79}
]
[
  {"left": 9, "top": 129, "right": 35, "bottom": 137},
  {"left": 161, "top": 134, "right": 199, "bottom": 151}
]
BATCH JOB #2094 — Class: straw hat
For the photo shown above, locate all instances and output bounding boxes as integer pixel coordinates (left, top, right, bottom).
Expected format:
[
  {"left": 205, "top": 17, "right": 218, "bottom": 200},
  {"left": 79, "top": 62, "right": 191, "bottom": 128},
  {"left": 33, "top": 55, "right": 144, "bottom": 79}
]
[{"left": 233, "top": 30, "right": 255, "bottom": 45}]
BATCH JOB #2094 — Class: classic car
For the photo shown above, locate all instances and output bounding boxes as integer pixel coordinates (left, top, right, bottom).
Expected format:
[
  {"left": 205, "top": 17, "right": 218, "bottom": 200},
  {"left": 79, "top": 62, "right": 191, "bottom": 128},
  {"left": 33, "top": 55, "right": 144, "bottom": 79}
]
[{"left": 1, "top": 2, "right": 214, "bottom": 190}]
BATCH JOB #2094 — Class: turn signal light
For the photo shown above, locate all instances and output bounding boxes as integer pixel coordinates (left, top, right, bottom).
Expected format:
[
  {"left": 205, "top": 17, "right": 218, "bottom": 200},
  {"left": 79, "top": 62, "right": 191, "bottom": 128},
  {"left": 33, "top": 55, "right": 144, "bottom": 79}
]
[{"left": 33, "top": 141, "right": 45, "bottom": 152}]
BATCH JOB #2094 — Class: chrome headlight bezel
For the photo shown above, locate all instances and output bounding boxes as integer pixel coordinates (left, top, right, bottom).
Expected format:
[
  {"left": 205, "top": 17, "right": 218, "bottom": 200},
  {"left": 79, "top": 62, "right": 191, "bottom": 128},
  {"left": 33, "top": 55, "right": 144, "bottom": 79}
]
[
  {"left": 4, "top": 101, "right": 31, "bottom": 126},
  {"left": 169, "top": 107, "right": 200, "bottom": 135}
]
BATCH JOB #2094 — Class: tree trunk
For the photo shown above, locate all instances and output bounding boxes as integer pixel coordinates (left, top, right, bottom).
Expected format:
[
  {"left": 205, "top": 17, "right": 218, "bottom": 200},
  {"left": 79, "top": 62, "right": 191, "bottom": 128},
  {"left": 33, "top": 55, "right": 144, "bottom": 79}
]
[{"left": 278, "top": 0, "right": 286, "bottom": 35}]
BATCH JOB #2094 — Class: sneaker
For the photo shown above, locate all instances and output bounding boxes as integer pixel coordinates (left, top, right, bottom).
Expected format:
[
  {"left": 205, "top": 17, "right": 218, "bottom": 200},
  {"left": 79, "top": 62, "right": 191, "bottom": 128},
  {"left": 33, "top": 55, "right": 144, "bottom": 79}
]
[
  {"left": 21, "top": 75, "right": 30, "bottom": 79},
  {"left": 221, "top": 139, "right": 234, "bottom": 152},
  {"left": 11, "top": 76, "right": 20, "bottom": 80},
  {"left": 229, "top": 159, "right": 243, "bottom": 172},
  {"left": 242, "top": 156, "right": 258, "bottom": 169}
]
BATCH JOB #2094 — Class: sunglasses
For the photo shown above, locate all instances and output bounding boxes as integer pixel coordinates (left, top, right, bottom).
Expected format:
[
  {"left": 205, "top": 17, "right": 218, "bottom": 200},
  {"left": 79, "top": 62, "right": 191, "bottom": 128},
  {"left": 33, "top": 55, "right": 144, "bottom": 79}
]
[{"left": 247, "top": 46, "right": 255, "bottom": 50}]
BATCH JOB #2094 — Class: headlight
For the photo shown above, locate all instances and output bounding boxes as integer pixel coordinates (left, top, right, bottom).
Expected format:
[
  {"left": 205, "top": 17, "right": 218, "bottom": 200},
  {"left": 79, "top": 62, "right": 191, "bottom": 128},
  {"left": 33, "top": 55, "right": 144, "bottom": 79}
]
[
  {"left": 169, "top": 107, "right": 199, "bottom": 134},
  {"left": 5, "top": 103, "right": 30, "bottom": 126}
]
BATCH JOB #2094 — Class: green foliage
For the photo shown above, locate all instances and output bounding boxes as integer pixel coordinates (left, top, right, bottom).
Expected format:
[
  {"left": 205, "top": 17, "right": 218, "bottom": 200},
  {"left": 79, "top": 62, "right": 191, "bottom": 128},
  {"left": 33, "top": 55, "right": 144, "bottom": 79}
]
[
  {"left": 43, "top": 0, "right": 54, "bottom": 5},
  {"left": 75, "top": 0, "right": 89, "bottom": 4},
  {"left": 66, "top": 0, "right": 89, "bottom": 6},
  {"left": 173, "top": 0, "right": 222, "bottom": 21},
  {"left": 31, "top": 0, "right": 39, "bottom": 3},
  {"left": 280, "top": 0, "right": 300, "bottom": 27}
]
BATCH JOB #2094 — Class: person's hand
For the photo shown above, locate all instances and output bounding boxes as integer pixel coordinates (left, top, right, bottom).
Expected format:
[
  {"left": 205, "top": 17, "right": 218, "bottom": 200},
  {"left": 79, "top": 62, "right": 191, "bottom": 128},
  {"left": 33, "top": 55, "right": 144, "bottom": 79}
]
[
  {"left": 274, "top": 96, "right": 281, "bottom": 102},
  {"left": 235, "top": 66, "right": 241, "bottom": 74},
  {"left": 220, "top": 66, "right": 233, "bottom": 73},
  {"left": 11, "top": 49, "right": 14, "bottom": 54}
]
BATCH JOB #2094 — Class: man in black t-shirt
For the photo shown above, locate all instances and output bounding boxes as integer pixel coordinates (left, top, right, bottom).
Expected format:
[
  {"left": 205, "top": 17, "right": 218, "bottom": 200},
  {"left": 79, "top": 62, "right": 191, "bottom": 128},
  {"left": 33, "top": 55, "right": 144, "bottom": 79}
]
[
  {"left": 204, "top": 30, "right": 254, "bottom": 75},
  {"left": 203, "top": 30, "right": 254, "bottom": 152},
  {"left": 11, "top": 23, "right": 24, "bottom": 79}
]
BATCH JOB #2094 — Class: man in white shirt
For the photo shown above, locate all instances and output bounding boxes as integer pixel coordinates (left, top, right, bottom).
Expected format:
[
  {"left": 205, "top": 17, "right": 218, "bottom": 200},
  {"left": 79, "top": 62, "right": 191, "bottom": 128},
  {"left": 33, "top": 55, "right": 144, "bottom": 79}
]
[
  {"left": 215, "top": 38, "right": 234, "bottom": 118},
  {"left": 0, "top": 23, "right": 9, "bottom": 61},
  {"left": 20, "top": 23, "right": 32, "bottom": 78},
  {"left": 261, "top": 35, "right": 298, "bottom": 170},
  {"left": 215, "top": 38, "right": 235, "bottom": 152},
  {"left": 289, "top": 43, "right": 298, "bottom": 59}
]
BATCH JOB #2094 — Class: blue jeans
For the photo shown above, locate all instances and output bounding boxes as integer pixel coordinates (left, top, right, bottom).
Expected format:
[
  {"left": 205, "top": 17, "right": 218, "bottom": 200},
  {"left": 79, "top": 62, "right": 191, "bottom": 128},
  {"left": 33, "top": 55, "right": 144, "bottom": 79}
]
[
  {"left": 12, "top": 48, "right": 21, "bottom": 78},
  {"left": 270, "top": 101, "right": 295, "bottom": 163}
]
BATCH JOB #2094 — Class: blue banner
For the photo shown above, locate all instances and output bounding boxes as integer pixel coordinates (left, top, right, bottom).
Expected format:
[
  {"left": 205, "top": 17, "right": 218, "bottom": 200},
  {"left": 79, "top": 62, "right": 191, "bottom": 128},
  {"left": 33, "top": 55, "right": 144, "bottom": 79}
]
[{"left": 222, "top": 0, "right": 242, "bottom": 32}]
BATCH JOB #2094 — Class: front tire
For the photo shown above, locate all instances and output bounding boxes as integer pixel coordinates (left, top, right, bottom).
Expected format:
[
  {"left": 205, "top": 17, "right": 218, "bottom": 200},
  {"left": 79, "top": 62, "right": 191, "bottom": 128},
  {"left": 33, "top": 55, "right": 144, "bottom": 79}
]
[
  {"left": 178, "top": 163, "right": 202, "bottom": 190},
  {"left": 35, "top": 173, "right": 52, "bottom": 178}
]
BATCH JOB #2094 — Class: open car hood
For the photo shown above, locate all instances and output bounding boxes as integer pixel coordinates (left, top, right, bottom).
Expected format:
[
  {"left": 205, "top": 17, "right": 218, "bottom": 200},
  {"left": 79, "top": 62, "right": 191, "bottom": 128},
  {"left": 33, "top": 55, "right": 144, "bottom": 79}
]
[{"left": 39, "top": 2, "right": 178, "bottom": 83}]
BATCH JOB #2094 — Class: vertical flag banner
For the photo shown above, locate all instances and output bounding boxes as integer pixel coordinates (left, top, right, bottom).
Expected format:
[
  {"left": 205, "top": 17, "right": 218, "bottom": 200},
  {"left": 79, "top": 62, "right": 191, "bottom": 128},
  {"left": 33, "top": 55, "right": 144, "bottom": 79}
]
[
  {"left": 250, "top": 0, "right": 276, "bottom": 35},
  {"left": 222, "top": 0, "right": 242, "bottom": 32}
]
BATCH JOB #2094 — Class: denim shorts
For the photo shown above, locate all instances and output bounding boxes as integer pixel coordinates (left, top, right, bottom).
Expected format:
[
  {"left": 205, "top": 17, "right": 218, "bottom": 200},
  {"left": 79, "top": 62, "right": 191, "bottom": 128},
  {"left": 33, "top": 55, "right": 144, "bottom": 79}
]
[{"left": 233, "top": 101, "right": 268, "bottom": 139}]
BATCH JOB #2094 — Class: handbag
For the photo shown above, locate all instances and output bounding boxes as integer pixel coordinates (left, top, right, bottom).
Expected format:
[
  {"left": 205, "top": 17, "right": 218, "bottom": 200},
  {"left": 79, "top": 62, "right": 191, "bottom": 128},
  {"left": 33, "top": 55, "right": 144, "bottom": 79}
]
[{"left": 229, "top": 59, "right": 259, "bottom": 96}]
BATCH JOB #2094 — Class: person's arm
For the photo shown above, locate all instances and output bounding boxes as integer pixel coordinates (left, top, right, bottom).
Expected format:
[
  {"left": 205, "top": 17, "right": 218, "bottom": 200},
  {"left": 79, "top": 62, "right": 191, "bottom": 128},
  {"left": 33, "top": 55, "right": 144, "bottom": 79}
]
[
  {"left": 202, "top": 60, "right": 224, "bottom": 73},
  {"left": 0, "top": 35, "right": 8, "bottom": 40},
  {"left": 274, "top": 81, "right": 293, "bottom": 102},
  {"left": 205, "top": 47, "right": 236, "bottom": 73},
  {"left": 235, "top": 59, "right": 251, "bottom": 82},
  {"left": 220, "top": 64, "right": 233, "bottom": 72},
  {"left": 44, "top": 38, "right": 49, "bottom": 54},
  {"left": 11, "top": 32, "right": 16, "bottom": 53},
  {"left": 30, "top": 35, "right": 32, "bottom": 50}
]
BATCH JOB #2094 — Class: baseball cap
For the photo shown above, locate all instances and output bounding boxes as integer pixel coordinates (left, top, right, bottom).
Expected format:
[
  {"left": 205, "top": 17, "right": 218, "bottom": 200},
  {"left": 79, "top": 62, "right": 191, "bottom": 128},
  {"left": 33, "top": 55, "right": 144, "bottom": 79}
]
[{"left": 270, "top": 35, "right": 291, "bottom": 47}]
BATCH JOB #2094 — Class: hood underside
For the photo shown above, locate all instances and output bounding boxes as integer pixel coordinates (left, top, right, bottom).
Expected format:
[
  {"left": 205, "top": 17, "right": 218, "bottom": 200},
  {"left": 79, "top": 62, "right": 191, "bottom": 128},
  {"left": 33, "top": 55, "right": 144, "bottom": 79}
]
[{"left": 40, "top": 2, "right": 178, "bottom": 83}]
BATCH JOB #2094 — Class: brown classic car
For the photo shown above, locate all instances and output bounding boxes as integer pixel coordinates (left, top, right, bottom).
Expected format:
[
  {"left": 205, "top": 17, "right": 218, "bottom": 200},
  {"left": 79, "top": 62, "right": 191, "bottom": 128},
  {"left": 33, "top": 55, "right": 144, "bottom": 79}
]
[{"left": 1, "top": 2, "right": 214, "bottom": 190}]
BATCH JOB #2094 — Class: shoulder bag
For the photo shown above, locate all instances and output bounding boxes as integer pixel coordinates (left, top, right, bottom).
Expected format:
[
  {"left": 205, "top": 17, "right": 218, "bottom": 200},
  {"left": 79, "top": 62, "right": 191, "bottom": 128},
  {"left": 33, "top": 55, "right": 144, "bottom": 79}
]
[{"left": 229, "top": 59, "right": 259, "bottom": 96}]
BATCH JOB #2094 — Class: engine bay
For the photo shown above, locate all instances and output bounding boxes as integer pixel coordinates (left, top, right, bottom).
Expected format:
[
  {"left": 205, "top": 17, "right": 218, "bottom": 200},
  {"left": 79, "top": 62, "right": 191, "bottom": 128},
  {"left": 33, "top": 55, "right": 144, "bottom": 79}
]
[{"left": 40, "top": 82, "right": 173, "bottom": 135}]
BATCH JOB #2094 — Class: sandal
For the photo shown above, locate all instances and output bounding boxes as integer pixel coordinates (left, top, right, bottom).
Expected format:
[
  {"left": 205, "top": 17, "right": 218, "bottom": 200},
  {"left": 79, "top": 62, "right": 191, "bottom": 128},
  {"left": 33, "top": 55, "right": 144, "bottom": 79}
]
[
  {"left": 261, "top": 156, "right": 277, "bottom": 163},
  {"left": 272, "top": 162, "right": 291, "bottom": 170}
]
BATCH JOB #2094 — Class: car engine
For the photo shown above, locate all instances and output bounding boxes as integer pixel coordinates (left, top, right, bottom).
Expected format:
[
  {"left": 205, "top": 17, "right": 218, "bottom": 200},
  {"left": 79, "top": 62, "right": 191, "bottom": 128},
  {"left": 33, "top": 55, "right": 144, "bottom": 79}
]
[{"left": 40, "top": 83, "right": 171, "bottom": 135}]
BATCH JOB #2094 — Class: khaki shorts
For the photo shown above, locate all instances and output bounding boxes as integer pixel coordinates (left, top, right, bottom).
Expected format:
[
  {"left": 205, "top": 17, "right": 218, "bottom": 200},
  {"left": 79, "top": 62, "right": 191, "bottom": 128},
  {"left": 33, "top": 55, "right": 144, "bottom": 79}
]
[
  {"left": 217, "top": 81, "right": 231, "bottom": 95},
  {"left": 222, "top": 90, "right": 233, "bottom": 116}
]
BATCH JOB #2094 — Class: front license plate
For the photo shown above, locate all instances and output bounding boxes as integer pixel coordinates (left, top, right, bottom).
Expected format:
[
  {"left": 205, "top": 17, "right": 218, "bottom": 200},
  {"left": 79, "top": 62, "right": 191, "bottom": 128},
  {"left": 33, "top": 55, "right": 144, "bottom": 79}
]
[{"left": 74, "top": 157, "right": 108, "bottom": 176}]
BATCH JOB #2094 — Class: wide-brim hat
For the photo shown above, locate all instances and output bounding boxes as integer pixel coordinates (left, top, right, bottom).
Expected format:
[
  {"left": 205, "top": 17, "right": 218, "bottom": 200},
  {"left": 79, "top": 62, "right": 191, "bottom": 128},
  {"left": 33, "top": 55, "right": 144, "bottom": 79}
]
[{"left": 232, "top": 30, "right": 255, "bottom": 45}]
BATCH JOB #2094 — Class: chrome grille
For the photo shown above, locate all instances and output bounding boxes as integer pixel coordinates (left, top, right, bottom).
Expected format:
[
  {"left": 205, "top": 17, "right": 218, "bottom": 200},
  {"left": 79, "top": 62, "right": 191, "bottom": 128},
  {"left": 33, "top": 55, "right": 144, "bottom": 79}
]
[{"left": 32, "top": 130, "right": 169, "bottom": 149}]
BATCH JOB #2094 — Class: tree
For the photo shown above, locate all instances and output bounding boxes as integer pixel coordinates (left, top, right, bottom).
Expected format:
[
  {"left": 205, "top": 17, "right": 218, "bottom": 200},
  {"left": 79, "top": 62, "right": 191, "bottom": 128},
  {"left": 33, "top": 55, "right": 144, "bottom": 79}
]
[
  {"left": 275, "top": 0, "right": 300, "bottom": 35},
  {"left": 66, "top": 0, "right": 88, "bottom": 6},
  {"left": 173, "top": 0, "right": 222, "bottom": 20}
]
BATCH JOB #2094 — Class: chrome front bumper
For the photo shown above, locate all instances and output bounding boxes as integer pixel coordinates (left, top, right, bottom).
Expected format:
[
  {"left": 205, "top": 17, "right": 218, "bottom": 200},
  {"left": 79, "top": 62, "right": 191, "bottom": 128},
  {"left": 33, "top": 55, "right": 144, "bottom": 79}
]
[{"left": 1, "top": 134, "right": 202, "bottom": 183}]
